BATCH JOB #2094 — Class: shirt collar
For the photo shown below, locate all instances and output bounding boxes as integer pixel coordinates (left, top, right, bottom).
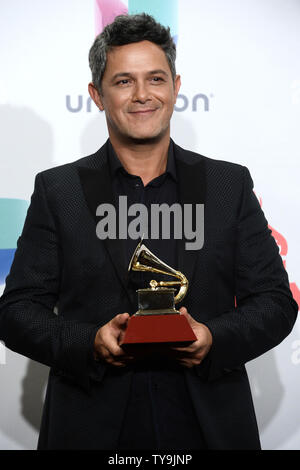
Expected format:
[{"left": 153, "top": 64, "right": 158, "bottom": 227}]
[{"left": 107, "top": 139, "right": 178, "bottom": 183}]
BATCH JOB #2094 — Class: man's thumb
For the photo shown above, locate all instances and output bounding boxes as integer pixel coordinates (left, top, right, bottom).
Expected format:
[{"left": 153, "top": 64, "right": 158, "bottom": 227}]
[
  {"left": 116, "top": 312, "right": 130, "bottom": 325},
  {"left": 179, "top": 307, "right": 195, "bottom": 324}
]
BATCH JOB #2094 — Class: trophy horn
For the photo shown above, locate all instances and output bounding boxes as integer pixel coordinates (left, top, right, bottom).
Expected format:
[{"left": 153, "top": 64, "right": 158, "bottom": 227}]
[{"left": 128, "top": 240, "right": 189, "bottom": 304}]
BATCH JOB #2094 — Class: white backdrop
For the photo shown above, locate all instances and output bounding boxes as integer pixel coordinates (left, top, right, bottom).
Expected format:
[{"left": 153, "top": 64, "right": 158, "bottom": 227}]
[{"left": 0, "top": 0, "right": 299, "bottom": 450}]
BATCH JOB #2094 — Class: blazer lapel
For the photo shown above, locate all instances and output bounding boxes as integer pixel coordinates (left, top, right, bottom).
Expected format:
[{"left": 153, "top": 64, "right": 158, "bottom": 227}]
[
  {"left": 77, "top": 146, "right": 130, "bottom": 301},
  {"left": 174, "top": 144, "right": 206, "bottom": 302}
]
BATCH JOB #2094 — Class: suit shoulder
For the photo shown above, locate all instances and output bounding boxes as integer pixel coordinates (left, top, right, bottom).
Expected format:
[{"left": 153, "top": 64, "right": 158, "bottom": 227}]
[
  {"left": 203, "top": 154, "right": 246, "bottom": 178},
  {"left": 35, "top": 144, "right": 107, "bottom": 189},
  {"left": 175, "top": 143, "right": 246, "bottom": 175},
  {"left": 201, "top": 155, "right": 250, "bottom": 197}
]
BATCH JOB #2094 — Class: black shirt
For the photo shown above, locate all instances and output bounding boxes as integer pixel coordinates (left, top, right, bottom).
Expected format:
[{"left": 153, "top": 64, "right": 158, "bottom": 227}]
[
  {"left": 107, "top": 140, "right": 206, "bottom": 450},
  {"left": 108, "top": 138, "right": 178, "bottom": 271}
]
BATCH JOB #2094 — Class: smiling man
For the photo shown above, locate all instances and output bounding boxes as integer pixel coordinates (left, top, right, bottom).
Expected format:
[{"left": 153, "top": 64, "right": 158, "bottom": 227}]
[{"left": 0, "top": 13, "right": 297, "bottom": 451}]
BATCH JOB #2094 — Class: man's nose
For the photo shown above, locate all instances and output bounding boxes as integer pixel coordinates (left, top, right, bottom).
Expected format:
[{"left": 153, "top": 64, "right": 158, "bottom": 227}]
[{"left": 132, "top": 81, "right": 151, "bottom": 103}]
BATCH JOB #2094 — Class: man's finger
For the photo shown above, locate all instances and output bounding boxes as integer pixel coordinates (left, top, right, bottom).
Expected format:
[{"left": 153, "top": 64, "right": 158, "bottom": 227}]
[
  {"left": 170, "top": 345, "right": 190, "bottom": 353},
  {"left": 114, "top": 313, "right": 130, "bottom": 325},
  {"left": 109, "top": 344, "right": 128, "bottom": 357},
  {"left": 179, "top": 307, "right": 188, "bottom": 315},
  {"left": 170, "top": 341, "right": 198, "bottom": 353},
  {"left": 110, "top": 355, "right": 136, "bottom": 367}
]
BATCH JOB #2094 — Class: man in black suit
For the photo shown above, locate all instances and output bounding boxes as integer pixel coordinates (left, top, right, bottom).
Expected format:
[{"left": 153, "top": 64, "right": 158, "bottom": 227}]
[{"left": 0, "top": 14, "right": 298, "bottom": 450}]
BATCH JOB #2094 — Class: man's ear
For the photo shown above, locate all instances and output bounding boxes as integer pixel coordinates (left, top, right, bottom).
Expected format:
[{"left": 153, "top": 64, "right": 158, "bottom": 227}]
[
  {"left": 88, "top": 82, "right": 104, "bottom": 111},
  {"left": 173, "top": 74, "right": 181, "bottom": 104}
]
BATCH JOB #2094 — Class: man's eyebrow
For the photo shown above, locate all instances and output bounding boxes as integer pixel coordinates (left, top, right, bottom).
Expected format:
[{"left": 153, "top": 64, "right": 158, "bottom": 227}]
[
  {"left": 111, "top": 69, "right": 169, "bottom": 81},
  {"left": 111, "top": 72, "right": 132, "bottom": 81},
  {"left": 148, "top": 69, "right": 169, "bottom": 77}
]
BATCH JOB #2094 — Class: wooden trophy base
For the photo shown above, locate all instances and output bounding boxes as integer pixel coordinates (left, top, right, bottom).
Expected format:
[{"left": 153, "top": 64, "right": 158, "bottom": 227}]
[{"left": 120, "top": 313, "right": 197, "bottom": 351}]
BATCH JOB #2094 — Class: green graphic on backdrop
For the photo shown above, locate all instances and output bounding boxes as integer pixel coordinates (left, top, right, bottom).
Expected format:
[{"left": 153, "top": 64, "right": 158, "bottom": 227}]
[
  {"left": 0, "top": 199, "right": 29, "bottom": 284},
  {"left": 128, "top": 0, "right": 178, "bottom": 40},
  {"left": 0, "top": 199, "right": 29, "bottom": 248}
]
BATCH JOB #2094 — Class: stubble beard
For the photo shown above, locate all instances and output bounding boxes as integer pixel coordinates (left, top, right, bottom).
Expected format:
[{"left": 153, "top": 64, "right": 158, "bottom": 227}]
[{"left": 108, "top": 118, "right": 171, "bottom": 147}]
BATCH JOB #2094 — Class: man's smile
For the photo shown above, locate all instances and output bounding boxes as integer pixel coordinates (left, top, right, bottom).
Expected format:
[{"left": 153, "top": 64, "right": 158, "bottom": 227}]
[{"left": 128, "top": 108, "right": 158, "bottom": 115}]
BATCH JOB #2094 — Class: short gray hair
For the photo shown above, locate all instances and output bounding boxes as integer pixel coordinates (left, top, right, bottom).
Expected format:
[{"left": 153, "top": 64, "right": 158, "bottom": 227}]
[{"left": 89, "top": 13, "right": 176, "bottom": 94}]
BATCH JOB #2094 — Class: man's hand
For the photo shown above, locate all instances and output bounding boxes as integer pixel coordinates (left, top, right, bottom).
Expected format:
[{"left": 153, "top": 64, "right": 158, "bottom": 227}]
[
  {"left": 94, "top": 313, "right": 134, "bottom": 367},
  {"left": 171, "top": 307, "right": 213, "bottom": 368}
]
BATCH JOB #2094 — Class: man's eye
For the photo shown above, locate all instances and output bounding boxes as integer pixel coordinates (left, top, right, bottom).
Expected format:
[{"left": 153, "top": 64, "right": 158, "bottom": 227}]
[
  {"left": 152, "top": 77, "right": 163, "bottom": 82},
  {"left": 116, "top": 79, "right": 130, "bottom": 85}
]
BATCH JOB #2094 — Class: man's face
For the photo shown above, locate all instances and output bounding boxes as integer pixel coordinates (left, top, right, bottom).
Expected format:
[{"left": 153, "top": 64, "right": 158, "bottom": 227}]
[{"left": 89, "top": 40, "right": 181, "bottom": 143}]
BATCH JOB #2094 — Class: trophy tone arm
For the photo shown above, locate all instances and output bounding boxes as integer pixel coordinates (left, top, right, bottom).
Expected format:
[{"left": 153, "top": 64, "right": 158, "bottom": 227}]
[{"left": 149, "top": 271, "right": 189, "bottom": 304}]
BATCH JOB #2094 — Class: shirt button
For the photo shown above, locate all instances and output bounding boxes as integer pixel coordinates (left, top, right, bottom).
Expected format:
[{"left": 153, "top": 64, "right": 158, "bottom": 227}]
[{"left": 134, "top": 182, "right": 141, "bottom": 188}]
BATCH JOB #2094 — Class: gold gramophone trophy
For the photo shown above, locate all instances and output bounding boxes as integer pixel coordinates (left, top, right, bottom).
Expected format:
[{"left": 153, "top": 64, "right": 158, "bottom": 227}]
[{"left": 120, "top": 240, "right": 197, "bottom": 349}]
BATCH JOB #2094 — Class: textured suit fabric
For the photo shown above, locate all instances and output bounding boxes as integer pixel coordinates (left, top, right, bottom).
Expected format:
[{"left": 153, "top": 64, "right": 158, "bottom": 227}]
[
  {"left": 117, "top": 359, "right": 207, "bottom": 450},
  {"left": 0, "top": 139, "right": 297, "bottom": 449}
]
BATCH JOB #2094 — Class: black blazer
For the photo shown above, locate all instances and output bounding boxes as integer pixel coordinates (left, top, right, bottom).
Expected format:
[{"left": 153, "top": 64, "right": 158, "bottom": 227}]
[{"left": 0, "top": 140, "right": 297, "bottom": 449}]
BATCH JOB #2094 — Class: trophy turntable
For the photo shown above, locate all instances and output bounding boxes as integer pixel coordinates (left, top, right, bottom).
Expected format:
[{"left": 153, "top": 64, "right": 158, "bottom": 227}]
[{"left": 120, "top": 240, "right": 197, "bottom": 349}]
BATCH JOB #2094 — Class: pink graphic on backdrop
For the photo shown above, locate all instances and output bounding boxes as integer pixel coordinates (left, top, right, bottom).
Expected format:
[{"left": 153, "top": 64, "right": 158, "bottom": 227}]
[
  {"left": 95, "top": 0, "right": 128, "bottom": 36},
  {"left": 257, "top": 195, "right": 299, "bottom": 309}
]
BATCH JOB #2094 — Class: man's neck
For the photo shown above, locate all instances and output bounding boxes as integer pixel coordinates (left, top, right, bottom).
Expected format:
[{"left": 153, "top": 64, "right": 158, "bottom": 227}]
[{"left": 109, "top": 133, "right": 171, "bottom": 186}]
